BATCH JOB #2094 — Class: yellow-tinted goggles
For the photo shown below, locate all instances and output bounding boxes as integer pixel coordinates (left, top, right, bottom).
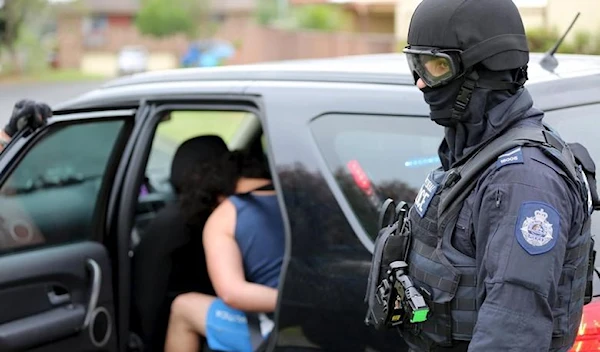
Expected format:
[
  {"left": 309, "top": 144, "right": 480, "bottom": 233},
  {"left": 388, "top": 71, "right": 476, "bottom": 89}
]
[{"left": 403, "top": 47, "right": 462, "bottom": 88}]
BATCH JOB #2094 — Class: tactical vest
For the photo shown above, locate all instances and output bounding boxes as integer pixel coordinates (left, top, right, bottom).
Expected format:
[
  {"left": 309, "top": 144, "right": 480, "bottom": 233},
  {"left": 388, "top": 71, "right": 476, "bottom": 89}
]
[{"left": 398, "top": 126, "right": 595, "bottom": 351}]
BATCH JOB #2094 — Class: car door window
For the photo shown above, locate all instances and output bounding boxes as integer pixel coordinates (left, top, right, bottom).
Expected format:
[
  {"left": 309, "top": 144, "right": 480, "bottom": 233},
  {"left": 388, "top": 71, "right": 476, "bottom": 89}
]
[
  {"left": 145, "top": 110, "right": 253, "bottom": 193},
  {"left": 310, "top": 113, "right": 444, "bottom": 238},
  {"left": 0, "top": 118, "right": 128, "bottom": 254}
]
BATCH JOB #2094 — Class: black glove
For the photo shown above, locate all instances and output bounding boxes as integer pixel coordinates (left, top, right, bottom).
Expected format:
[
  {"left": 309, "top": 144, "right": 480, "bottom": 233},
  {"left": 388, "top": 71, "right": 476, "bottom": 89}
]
[{"left": 4, "top": 99, "right": 52, "bottom": 137}]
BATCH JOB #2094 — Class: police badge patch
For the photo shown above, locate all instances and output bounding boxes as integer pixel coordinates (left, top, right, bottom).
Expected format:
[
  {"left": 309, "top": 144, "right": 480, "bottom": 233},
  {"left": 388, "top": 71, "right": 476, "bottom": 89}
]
[{"left": 515, "top": 201, "right": 561, "bottom": 255}]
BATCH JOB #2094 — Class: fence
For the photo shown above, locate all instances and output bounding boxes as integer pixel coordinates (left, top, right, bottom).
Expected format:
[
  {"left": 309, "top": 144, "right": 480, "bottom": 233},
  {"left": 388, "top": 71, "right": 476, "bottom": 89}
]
[{"left": 218, "top": 23, "right": 398, "bottom": 65}]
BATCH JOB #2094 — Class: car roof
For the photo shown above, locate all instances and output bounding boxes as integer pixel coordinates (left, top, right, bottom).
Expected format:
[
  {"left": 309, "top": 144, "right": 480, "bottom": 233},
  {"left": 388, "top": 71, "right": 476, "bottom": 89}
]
[{"left": 103, "top": 52, "right": 600, "bottom": 89}]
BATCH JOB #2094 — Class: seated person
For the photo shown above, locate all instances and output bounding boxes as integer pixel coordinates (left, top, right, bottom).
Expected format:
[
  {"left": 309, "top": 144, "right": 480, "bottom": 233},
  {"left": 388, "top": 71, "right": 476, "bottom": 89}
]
[
  {"left": 131, "top": 135, "right": 229, "bottom": 350},
  {"left": 164, "top": 149, "right": 285, "bottom": 352}
]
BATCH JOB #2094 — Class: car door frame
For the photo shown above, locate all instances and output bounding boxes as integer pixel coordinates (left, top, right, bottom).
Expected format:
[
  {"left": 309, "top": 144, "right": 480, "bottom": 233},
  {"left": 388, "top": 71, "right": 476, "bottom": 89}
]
[
  {"left": 0, "top": 106, "right": 140, "bottom": 351},
  {"left": 247, "top": 79, "right": 428, "bottom": 351},
  {"left": 111, "top": 94, "right": 278, "bottom": 350}
]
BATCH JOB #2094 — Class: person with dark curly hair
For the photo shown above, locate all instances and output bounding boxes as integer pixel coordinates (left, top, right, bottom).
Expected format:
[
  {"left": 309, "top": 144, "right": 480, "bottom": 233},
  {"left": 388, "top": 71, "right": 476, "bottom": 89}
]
[
  {"left": 131, "top": 135, "right": 231, "bottom": 351},
  {"left": 165, "top": 147, "right": 285, "bottom": 352}
]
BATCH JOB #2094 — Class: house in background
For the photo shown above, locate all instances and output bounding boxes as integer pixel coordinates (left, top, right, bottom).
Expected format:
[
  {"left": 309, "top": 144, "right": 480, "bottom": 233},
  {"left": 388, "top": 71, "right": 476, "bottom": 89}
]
[
  {"left": 290, "top": 0, "right": 599, "bottom": 50},
  {"left": 54, "top": 0, "right": 257, "bottom": 76},
  {"left": 289, "top": 0, "right": 396, "bottom": 34}
]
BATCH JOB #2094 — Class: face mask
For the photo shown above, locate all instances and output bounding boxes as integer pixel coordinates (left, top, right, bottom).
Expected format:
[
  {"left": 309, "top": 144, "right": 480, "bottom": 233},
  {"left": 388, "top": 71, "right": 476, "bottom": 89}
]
[{"left": 421, "top": 77, "right": 465, "bottom": 127}]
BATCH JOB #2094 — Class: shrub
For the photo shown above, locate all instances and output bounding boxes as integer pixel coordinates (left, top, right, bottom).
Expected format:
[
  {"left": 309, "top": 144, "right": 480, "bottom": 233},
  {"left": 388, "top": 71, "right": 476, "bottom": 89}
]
[
  {"left": 291, "top": 4, "right": 350, "bottom": 32},
  {"left": 526, "top": 27, "right": 600, "bottom": 55}
]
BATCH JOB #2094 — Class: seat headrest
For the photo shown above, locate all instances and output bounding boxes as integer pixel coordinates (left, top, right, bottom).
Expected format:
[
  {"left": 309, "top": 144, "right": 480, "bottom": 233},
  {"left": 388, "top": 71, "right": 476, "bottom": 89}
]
[{"left": 170, "top": 135, "right": 228, "bottom": 192}]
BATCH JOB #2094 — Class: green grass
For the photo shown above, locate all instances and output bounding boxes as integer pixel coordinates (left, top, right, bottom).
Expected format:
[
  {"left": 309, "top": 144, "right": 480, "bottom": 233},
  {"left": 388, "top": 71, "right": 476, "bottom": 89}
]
[
  {"left": 0, "top": 69, "right": 107, "bottom": 84},
  {"left": 155, "top": 111, "right": 249, "bottom": 145}
]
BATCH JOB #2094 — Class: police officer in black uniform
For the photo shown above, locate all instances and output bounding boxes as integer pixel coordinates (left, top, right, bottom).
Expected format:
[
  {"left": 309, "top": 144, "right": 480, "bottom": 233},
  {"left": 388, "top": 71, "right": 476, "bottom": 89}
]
[{"left": 365, "top": 0, "right": 596, "bottom": 351}]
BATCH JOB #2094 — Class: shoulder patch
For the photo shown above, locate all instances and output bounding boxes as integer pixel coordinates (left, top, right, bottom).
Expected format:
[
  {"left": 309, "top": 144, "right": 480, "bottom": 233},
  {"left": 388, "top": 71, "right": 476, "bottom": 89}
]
[
  {"left": 496, "top": 147, "right": 524, "bottom": 169},
  {"left": 515, "top": 201, "right": 561, "bottom": 255}
]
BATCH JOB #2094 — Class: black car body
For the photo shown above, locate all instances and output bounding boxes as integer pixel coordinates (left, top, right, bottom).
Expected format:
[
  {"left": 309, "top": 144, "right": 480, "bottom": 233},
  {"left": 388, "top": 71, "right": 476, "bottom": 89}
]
[{"left": 0, "top": 52, "right": 599, "bottom": 352}]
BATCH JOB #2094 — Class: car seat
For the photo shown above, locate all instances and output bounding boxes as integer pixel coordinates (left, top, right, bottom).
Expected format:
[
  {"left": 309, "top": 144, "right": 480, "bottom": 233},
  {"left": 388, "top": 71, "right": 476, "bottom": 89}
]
[{"left": 130, "top": 135, "right": 229, "bottom": 352}]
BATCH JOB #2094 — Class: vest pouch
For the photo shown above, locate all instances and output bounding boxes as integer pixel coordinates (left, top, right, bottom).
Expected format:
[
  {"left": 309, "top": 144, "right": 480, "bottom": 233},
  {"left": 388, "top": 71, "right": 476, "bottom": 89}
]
[
  {"left": 448, "top": 262, "right": 477, "bottom": 341},
  {"left": 365, "top": 222, "right": 410, "bottom": 329},
  {"left": 551, "top": 229, "right": 591, "bottom": 348},
  {"left": 406, "top": 239, "right": 462, "bottom": 347},
  {"left": 551, "top": 264, "right": 585, "bottom": 349},
  {"left": 445, "top": 209, "right": 478, "bottom": 341}
]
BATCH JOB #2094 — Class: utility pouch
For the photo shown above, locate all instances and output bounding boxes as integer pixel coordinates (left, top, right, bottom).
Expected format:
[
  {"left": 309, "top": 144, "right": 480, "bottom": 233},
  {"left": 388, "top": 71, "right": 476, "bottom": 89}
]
[{"left": 364, "top": 199, "right": 414, "bottom": 329}]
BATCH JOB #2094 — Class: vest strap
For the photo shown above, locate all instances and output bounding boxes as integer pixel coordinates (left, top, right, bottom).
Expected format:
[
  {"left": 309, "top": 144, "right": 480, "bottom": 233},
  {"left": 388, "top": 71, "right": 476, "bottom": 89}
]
[
  {"left": 433, "top": 298, "right": 477, "bottom": 312},
  {"left": 411, "top": 265, "right": 460, "bottom": 294},
  {"left": 453, "top": 320, "right": 476, "bottom": 336},
  {"left": 411, "top": 240, "right": 478, "bottom": 290},
  {"left": 438, "top": 127, "right": 547, "bottom": 228}
]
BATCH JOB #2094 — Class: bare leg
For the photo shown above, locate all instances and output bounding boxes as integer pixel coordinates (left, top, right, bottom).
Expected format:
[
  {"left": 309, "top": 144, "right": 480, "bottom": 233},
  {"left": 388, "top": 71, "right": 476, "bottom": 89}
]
[{"left": 164, "top": 292, "right": 216, "bottom": 352}]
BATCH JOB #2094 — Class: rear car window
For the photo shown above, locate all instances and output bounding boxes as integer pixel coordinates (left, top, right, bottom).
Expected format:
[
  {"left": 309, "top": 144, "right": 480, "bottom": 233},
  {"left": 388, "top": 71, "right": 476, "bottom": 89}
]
[{"left": 311, "top": 113, "right": 444, "bottom": 238}]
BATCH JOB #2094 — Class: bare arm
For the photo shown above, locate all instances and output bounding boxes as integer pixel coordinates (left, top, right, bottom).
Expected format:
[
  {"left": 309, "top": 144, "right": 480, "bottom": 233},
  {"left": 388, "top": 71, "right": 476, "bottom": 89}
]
[{"left": 203, "top": 199, "right": 278, "bottom": 313}]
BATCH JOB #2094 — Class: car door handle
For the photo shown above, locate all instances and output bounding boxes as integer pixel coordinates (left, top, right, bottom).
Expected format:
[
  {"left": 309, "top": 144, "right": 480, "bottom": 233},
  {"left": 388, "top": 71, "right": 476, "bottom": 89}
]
[
  {"left": 47, "top": 287, "right": 71, "bottom": 306},
  {"left": 82, "top": 258, "right": 102, "bottom": 330}
]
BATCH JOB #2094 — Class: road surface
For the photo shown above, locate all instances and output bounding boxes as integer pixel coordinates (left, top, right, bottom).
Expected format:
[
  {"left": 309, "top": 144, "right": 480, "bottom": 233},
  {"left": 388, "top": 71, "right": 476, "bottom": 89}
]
[
  {"left": 0, "top": 81, "right": 105, "bottom": 125},
  {"left": 0, "top": 80, "right": 176, "bottom": 184}
]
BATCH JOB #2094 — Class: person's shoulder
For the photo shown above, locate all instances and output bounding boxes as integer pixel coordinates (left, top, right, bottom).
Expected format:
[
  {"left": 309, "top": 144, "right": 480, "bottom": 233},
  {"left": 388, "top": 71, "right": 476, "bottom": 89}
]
[
  {"left": 204, "top": 199, "right": 237, "bottom": 236},
  {"left": 482, "top": 145, "right": 572, "bottom": 189}
]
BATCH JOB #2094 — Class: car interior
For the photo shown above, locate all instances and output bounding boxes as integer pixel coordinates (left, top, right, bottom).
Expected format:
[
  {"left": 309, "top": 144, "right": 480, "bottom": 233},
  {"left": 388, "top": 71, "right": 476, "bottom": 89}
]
[{"left": 128, "top": 108, "right": 269, "bottom": 351}]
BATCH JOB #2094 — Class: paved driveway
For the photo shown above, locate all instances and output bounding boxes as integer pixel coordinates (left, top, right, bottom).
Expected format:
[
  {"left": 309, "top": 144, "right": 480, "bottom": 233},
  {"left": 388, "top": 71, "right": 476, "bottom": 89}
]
[{"left": 0, "top": 81, "right": 105, "bottom": 125}]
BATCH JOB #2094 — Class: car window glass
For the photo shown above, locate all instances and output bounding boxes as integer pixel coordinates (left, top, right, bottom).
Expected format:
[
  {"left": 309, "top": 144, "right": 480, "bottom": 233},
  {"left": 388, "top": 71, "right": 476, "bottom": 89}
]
[
  {"left": 145, "top": 110, "right": 251, "bottom": 191},
  {"left": 311, "top": 113, "right": 443, "bottom": 238},
  {"left": 0, "top": 119, "right": 127, "bottom": 255}
]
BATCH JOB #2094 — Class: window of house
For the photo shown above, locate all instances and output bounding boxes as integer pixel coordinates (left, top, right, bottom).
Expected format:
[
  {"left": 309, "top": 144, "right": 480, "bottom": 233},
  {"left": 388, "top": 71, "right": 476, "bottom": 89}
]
[
  {"left": 82, "top": 14, "right": 108, "bottom": 48},
  {"left": 0, "top": 118, "right": 129, "bottom": 254},
  {"left": 310, "top": 113, "right": 444, "bottom": 239}
]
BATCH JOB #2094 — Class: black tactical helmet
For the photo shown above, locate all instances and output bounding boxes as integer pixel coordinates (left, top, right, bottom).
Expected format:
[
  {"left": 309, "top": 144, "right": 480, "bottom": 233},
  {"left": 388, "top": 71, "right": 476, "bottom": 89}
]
[{"left": 404, "top": 0, "right": 529, "bottom": 89}]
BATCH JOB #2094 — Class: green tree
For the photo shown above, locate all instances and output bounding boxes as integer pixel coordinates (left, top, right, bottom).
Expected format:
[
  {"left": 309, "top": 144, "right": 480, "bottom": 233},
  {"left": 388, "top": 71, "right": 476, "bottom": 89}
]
[
  {"left": 135, "top": 0, "right": 212, "bottom": 39},
  {"left": 255, "top": 0, "right": 279, "bottom": 25},
  {"left": 0, "top": 0, "right": 49, "bottom": 73},
  {"left": 292, "top": 4, "right": 349, "bottom": 32}
]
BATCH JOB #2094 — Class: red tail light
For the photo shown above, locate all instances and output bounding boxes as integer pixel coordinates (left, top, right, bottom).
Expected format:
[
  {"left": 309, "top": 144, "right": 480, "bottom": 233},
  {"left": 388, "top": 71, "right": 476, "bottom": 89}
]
[
  {"left": 569, "top": 300, "right": 600, "bottom": 351},
  {"left": 347, "top": 160, "right": 373, "bottom": 195}
]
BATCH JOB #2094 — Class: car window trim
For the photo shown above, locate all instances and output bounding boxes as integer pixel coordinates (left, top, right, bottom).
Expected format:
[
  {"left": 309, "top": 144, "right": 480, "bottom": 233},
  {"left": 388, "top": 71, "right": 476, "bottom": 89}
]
[
  {"left": 49, "top": 109, "right": 137, "bottom": 123},
  {"left": 115, "top": 98, "right": 270, "bottom": 351}
]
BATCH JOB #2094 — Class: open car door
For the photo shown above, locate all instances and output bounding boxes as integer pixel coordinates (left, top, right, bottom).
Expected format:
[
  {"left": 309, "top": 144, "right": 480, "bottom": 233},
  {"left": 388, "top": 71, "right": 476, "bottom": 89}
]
[{"left": 0, "top": 108, "right": 136, "bottom": 351}]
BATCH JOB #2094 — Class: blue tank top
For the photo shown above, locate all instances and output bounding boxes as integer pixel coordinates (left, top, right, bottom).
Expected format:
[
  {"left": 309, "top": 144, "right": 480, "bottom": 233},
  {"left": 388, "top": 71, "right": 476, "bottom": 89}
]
[{"left": 228, "top": 193, "right": 285, "bottom": 289}]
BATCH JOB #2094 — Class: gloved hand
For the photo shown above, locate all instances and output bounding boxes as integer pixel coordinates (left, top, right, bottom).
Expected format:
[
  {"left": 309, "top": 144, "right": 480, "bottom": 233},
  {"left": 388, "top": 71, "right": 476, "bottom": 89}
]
[{"left": 4, "top": 99, "right": 52, "bottom": 137}]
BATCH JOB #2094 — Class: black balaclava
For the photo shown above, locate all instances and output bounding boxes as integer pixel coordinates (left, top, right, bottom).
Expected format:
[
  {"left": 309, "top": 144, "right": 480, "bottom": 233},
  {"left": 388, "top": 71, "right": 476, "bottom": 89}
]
[{"left": 425, "top": 68, "right": 528, "bottom": 167}]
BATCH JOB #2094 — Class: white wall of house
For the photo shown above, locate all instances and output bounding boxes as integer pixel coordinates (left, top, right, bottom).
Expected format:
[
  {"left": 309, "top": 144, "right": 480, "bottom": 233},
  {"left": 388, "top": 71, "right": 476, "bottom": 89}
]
[{"left": 546, "top": 0, "right": 600, "bottom": 35}]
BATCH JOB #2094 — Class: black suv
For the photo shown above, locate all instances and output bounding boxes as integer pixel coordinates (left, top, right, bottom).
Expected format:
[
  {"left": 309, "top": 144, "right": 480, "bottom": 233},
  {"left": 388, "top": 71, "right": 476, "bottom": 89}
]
[{"left": 0, "top": 52, "right": 599, "bottom": 352}]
